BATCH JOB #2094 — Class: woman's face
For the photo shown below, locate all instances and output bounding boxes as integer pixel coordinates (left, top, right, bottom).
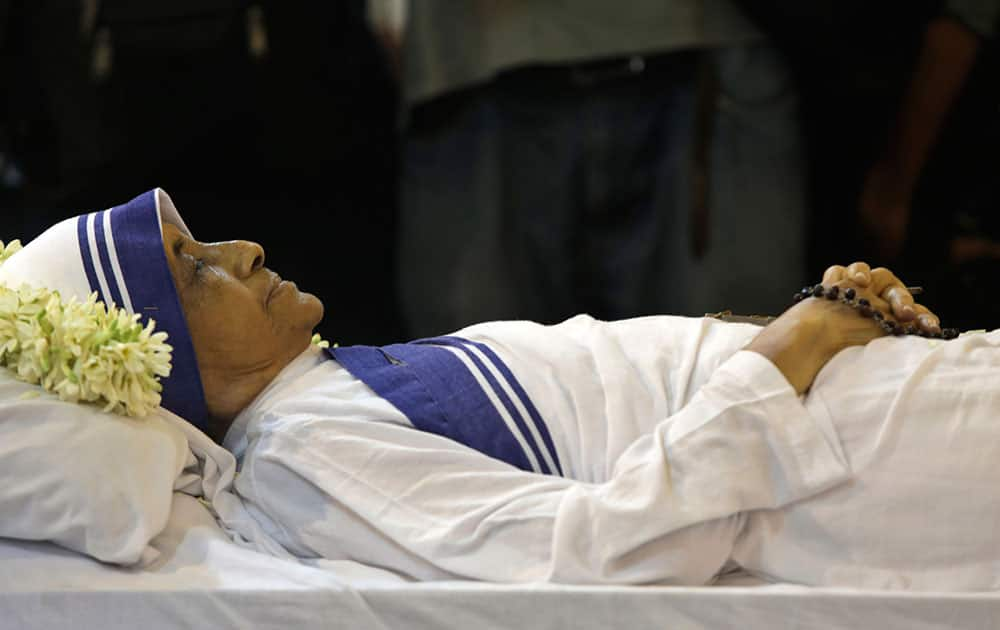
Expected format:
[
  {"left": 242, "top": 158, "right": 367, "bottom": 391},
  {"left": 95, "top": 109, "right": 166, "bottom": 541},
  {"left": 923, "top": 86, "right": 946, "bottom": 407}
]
[{"left": 161, "top": 222, "right": 324, "bottom": 424}]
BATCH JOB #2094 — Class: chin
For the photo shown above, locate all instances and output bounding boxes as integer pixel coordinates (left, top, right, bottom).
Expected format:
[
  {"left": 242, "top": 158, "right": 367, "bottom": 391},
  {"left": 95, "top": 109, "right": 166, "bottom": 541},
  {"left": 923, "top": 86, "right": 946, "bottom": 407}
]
[
  {"left": 277, "top": 286, "right": 324, "bottom": 328},
  {"left": 299, "top": 291, "right": 325, "bottom": 328},
  {"left": 291, "top": 295, "right": 325, "bottom": 349}
]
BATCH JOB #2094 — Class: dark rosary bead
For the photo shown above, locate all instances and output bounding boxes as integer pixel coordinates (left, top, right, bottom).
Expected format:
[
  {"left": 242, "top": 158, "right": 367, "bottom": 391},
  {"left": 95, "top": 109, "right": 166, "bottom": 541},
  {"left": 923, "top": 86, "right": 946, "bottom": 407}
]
[{"left": 789, "top": 282, "right": 957, "bottom": 340}]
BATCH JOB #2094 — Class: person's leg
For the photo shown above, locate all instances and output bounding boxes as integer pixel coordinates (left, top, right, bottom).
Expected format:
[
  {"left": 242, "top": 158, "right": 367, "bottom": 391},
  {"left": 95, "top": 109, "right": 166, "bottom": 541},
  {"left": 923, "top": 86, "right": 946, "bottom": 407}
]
[
  {"left": 490, "top": 56, "right": 701, "bottom": 325},
  {"left": 654, "top": 42, "right": 808, "bottom": 318},
  {"left": 398, "top": 86, "right": 527, "bottom": 338},
  {"left": 399, "top": 71, "right": 594, "bottom": 337},
  {"left": 572, "top": 55, "right": 698, "bottom": 319},
  {"left": 493, "top": 72, "right": 586, "bottom": 325},
  {"left": 399, "top": 44, "right": 807, "bottom": 333}
]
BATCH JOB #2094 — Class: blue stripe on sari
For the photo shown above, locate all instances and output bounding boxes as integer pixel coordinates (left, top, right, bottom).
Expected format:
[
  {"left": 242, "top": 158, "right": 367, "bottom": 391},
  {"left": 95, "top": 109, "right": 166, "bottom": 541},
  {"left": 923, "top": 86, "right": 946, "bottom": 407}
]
[
  {"left": 76, "top": 215, "right": 100, "bottom": 296},
  {"left": 415, "top": 336, "right": 557, "bottom": 475},
  {"left": 328, "top": 343, "right": 539, "bottom": 473},
  {"left": 92, "top": 210, "right": 125, "bottom": 308}
]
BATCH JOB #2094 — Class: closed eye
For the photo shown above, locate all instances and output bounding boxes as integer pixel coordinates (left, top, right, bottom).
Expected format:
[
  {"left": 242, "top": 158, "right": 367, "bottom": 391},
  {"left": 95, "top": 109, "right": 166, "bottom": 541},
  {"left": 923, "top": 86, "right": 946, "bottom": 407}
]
[
  {"left": 174, "top": 235, "right": 206, "bottom": 275},
  {"left": 171, "top": 237, "right": 203, "bottom": 283}
]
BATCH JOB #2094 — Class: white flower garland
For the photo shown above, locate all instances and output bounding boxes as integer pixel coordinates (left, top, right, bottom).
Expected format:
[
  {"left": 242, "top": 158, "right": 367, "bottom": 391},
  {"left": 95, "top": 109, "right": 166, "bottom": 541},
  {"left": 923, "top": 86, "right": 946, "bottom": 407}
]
[
  {"left": 0, "top": 238, "right": 335, "bottom": 419},
  {"left": 0, "top": 239, "right": 172, "bottom": 417}
]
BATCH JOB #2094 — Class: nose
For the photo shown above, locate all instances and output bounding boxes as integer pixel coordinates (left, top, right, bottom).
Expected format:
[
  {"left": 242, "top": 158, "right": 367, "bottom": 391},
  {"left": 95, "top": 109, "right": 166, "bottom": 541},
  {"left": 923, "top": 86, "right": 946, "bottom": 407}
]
[{"left": 215, "top": 240, "right": 265, "bottom": 278}]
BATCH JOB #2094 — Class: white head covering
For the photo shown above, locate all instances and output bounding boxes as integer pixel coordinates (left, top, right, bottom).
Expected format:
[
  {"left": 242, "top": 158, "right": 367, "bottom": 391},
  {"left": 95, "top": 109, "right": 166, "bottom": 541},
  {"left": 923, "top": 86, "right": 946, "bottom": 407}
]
[{"left": 0, "top": 188, "right": 209, "bottom": 429}]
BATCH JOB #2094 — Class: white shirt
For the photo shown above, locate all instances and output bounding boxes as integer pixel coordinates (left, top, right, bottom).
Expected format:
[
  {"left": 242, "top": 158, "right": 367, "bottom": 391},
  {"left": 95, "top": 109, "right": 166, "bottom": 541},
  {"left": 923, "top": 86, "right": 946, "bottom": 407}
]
[
  {"left": 224, "top": 314, "right": 850, "bottom": 585},
  {"left": 734, "top": 327, "right": 1000, "bottom": 590}
]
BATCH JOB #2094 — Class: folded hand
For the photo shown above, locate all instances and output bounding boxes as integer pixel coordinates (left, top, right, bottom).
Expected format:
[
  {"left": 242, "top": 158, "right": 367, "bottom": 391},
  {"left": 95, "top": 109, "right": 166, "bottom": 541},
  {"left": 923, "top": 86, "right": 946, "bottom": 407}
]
[{"left": 747, "top": 262, "right": 943, "bottom": 395}]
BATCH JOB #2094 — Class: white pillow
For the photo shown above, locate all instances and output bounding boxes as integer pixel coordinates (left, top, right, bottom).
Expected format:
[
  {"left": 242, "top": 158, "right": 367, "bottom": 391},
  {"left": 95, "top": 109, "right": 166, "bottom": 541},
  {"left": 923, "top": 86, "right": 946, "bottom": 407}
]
[{"left": 0, "top": 369, "right": 190, "bottom": 564}]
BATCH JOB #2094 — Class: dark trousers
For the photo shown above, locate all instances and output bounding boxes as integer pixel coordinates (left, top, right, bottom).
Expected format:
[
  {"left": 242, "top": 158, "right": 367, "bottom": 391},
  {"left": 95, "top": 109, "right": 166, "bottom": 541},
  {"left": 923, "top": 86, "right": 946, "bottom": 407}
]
[{"left": 398, "top": 44, "right": 807, "bottom": 338}]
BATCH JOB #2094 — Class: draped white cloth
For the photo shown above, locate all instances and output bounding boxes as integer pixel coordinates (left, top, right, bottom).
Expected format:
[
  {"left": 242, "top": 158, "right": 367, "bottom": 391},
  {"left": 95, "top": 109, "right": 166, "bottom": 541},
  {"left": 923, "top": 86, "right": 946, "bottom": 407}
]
[
  {"left": 222, "top": 315, "right": 847, "bottom": 584},
  {"left": 219, "top": 314, "right": 1000, "bottom": 589}
]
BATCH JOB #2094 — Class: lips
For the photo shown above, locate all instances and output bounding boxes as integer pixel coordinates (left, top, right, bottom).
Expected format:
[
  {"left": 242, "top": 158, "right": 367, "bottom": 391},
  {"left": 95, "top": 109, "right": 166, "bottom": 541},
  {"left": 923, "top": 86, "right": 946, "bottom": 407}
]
[{"left": 265, "top": 272, "right": 282, "bottom": 305}]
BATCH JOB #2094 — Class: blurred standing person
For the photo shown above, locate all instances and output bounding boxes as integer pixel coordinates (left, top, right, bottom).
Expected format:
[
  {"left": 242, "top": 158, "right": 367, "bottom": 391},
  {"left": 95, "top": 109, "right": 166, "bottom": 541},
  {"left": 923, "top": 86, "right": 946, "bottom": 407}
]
[
  {"left": 737, "top": 1, "right": 998, "bottom": 329},
  {"left": 857, "top": 0, "right": 999, "bottom": 264},
  {"left": 738, "top": 0, "right": 1000, "bottom": 329},
  {"left": 903, "top": 2, "right": 999, "bottom": 331},
  {"left": 392, "top": 0, "right": 808, "bottom": 338}
]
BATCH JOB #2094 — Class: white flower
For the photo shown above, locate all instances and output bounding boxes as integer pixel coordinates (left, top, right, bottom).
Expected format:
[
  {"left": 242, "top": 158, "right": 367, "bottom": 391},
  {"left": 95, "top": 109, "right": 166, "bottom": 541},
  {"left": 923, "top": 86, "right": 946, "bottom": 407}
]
[
  {"left": 0, "top": 246, "right": 174, "bottom": 417},
  {"left": 0, "top": 240, "right": 22, "bottom": 265}
]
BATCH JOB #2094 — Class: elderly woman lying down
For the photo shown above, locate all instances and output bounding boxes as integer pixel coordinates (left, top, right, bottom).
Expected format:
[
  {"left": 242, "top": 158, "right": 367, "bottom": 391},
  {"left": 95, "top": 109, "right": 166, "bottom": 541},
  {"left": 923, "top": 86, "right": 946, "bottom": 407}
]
[{"left": 1, "top": 189, "right": 997, "bottom": 590}]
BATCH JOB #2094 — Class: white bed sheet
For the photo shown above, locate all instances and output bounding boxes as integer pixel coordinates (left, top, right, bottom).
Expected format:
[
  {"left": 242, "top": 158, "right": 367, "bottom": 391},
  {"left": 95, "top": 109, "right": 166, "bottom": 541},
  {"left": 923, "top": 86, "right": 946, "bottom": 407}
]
[{"left": 2, "top": 494, "right": 999, "bottom": 630}]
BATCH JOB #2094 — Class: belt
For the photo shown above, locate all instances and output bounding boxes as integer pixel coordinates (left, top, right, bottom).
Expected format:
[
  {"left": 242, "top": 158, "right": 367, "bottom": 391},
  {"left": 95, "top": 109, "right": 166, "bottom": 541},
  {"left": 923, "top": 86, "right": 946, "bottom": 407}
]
[{"left": 502, "top": 50, "right": 699, "bottom": 88}]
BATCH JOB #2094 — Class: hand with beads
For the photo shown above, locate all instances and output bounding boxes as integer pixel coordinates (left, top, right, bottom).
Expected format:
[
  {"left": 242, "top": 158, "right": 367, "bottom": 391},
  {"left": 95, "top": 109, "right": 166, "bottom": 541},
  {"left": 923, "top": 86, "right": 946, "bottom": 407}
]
[
  {"left": 818, "top": 262, "right": 946, "bottom": 337},
  {"left": 746, "top": 261, "right": 949, "bottom": 395}
]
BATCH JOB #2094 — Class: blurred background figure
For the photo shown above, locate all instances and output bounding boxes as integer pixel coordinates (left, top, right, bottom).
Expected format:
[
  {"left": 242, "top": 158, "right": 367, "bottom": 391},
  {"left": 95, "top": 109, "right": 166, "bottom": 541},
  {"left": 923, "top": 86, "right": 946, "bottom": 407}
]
[
  {"left": 2, "top": 1, "right": 997, "bottom": 344},
  {"left": 0, "top": 0, "right": 405, "bottom": 346},
  {"left": 880, "top": 1, "right": 999, "bottom": 331},
  {"left": 389, "top": 0, "right": 810, "bottom": 338},
  {"left": 738, "top": 0, "right": 999, "bottom": 330}
]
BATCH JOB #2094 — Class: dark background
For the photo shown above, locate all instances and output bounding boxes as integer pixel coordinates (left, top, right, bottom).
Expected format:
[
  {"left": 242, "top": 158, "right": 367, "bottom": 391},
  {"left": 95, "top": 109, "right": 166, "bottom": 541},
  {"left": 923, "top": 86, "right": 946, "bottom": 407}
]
[
  {"left": 737, "top": 1, "right": 1000, "bottom": 331},
  {"left": 1, "top": 1, "right": 997, "bottom": 344},
  {"left": 1, "top": 0, "right": 405, "bottom": 346}
]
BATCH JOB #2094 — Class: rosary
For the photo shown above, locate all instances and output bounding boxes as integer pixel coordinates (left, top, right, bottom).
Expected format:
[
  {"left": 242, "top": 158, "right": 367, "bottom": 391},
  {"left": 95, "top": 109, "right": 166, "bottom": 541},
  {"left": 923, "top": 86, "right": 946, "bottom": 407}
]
[
  {"left": 792, "top": 283, "right": 959, "bottom": 340},
  {"left": 708, "top": 284, "right": 959, "bottom": 339}
]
